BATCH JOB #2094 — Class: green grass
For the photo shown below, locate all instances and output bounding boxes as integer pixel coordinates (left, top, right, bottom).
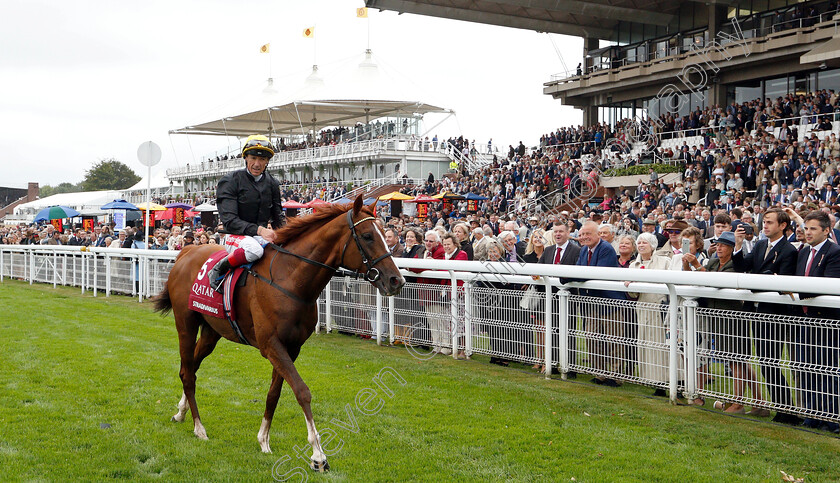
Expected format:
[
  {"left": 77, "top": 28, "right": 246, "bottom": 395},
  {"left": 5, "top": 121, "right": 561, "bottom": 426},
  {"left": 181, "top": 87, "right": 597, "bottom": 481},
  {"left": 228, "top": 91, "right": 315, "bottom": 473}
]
[{"left": 1, "top": 279, "right": 838, "bottom": 482}]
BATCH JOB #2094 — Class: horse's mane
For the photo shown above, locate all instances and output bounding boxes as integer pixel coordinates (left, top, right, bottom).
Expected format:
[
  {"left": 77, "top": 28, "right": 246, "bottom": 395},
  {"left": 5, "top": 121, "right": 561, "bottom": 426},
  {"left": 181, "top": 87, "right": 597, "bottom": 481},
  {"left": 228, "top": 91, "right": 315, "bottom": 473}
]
[{"left": 273, "top": 203, "right": 370, "bottom": 245}]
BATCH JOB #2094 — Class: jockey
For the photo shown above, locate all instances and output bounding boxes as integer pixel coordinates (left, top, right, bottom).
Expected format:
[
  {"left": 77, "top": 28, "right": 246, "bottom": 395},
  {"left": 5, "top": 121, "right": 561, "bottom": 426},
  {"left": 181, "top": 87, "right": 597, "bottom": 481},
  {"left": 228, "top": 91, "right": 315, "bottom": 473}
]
[{"left": 208, "top": 134, "right": 285, "bottom": 292}]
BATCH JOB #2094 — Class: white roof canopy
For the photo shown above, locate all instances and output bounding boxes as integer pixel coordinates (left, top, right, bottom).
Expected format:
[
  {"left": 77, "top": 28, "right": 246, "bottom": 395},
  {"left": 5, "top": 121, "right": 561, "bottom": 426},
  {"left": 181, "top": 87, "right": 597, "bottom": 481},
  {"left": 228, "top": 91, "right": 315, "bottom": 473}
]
[{"left": 170, "top": 50, "right": 450, "bottom": 138}]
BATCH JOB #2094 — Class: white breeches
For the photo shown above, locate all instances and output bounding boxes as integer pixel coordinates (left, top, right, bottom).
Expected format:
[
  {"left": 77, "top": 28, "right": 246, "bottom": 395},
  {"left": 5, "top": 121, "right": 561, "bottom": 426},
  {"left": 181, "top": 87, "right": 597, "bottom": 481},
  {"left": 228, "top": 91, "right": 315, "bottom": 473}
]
[{"left": 223, "top": 234, "right": 267, "bottom": 263}]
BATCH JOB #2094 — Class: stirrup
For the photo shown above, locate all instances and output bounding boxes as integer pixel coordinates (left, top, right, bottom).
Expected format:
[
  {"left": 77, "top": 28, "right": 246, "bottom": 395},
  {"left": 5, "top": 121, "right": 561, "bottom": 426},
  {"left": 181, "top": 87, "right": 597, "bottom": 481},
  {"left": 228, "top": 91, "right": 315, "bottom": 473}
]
[
  {"left": 210, "top": 273, "right": 226, "bottom": 293},
  {"left": 209, "top": 258, "right": 231, "bottom": 293}
]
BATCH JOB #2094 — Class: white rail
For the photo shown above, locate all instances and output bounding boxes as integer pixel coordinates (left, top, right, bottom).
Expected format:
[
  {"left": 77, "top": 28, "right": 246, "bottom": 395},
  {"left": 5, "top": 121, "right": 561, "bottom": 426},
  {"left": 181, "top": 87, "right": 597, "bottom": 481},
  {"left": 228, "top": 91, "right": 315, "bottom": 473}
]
[{"left": 3, "top": 244, "right": 839, "bottom": 424}]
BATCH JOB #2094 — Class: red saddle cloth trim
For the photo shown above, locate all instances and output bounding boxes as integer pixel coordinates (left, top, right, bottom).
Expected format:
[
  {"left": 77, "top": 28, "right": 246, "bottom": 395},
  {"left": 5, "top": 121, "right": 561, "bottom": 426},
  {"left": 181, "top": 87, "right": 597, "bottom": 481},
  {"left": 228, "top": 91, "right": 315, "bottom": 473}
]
[{"left": 188, "top": 251, "right": 246, "bottom": 321}]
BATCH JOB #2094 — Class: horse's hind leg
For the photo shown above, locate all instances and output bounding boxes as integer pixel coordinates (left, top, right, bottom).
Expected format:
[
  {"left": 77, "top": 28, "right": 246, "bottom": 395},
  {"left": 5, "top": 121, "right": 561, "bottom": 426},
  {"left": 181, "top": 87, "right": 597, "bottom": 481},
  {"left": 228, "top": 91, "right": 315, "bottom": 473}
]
[
  {"left": 173, "top": 322, "right": 221, "bottom": 424},
  {"left": 173, "top": 310, "right": 209, "bottom": 440},
  {"left": 257, "top": 368, "right": 284, "bottom": 453},
  {"left": 264, "top": 338, "right": 328, "bottom": 471}
]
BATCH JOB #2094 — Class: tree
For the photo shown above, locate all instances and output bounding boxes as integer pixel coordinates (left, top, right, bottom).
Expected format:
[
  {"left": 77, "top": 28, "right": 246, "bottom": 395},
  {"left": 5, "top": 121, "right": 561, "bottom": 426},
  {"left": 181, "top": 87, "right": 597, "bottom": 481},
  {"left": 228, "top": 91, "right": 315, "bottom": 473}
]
[
  {"left": 40, "top": 182, "right": 82, "bottom": 198},
  {"left": 81, "top": 159, "right": 141, "bottom": 191}
]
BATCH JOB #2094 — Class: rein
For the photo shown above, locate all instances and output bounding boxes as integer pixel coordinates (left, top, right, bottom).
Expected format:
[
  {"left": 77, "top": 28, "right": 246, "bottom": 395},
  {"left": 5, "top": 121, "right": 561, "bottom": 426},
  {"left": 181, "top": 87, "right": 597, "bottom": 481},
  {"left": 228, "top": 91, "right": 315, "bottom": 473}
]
[{"left": 246, "top": 210, "right": 393, "bottom": 303}]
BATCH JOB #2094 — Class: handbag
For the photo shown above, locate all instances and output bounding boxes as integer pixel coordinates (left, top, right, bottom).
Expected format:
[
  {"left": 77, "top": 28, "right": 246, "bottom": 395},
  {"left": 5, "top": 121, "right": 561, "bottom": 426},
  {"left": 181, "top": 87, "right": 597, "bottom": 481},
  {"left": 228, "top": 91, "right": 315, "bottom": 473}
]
[{"left": 519, "top": 286, "right": 540, "bottom": 310}]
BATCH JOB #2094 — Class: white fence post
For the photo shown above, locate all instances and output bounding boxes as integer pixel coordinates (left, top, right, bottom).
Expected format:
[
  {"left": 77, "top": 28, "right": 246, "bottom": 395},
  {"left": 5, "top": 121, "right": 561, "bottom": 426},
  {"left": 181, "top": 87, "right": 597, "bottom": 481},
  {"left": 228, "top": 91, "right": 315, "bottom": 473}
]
[
  {"left": 558, "top": 288, "right": 570, "bottom": 378},
  {"left": 376, "top": 290, "right": 383, "bottom": 346},
  {"left": 325, "top": 280, "right": 332, "bottom": 333},
  {"left": 682, "top": 297, "right": 698, "bottom": 400},
  {"left": 92, "top": 251, "right": 97, "bottom": 297},
  {"left": 388, "top": 295, "right": 395, "bottom": 345},
  {"left": 543, "top": 278, "right": 554, "bottom": 379},
  {"left": 449, "top": 270, "right": 458, "bottom": 359},
  {"left": 105, "top": 253, "right": 111, "bottom": 297},
  {"left": 29, "top": 248, "right": 34, "bottom": 285},
  {"left": 667, "top": 284, "right": 680, "bottom": 403},
  {"left": 464, "top": 281, "right": 473, "bottom": 358}
]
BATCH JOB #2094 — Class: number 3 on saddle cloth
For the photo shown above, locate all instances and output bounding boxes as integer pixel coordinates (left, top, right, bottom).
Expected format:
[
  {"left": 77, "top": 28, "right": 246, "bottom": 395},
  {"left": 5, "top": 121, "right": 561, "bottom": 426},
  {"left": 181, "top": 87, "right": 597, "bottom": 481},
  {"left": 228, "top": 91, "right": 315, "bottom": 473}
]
[{"left": 188, "top": 250, "right": 252, "bottom": 345}]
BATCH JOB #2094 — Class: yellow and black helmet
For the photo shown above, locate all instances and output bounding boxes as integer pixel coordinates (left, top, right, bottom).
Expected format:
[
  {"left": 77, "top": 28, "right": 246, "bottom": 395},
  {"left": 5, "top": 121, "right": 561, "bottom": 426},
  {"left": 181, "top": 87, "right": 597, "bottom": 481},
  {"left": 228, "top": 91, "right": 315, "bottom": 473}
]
[{"left": 242, "top": 135, "right": 275, "bottom": 158}]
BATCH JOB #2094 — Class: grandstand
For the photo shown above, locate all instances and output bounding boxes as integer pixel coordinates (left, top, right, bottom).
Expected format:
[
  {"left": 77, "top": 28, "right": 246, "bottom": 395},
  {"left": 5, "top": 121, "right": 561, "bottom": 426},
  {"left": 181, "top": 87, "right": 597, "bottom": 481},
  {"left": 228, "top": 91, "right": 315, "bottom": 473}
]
[
  {"left": 368, "top": 1, "right": 840, "bottom": 130},
  {"left": 165, "top": 50, "right": 495, "bottom": 203}
]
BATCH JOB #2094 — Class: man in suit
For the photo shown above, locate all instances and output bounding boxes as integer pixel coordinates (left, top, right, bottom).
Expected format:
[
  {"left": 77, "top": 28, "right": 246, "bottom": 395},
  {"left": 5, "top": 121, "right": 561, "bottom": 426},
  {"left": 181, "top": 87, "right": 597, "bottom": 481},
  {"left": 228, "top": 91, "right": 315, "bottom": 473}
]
[
  {"left": 732, "top": 208, "right": 801, "bottom": 425},
  {"left": 500, "top": 230, "right": 526, "bottom": 262},
  {"left": 383, "top": 228, "right": 404, "bottom": 257},
  {"left": 693, "top": 209, "right": 714, "bottom": 237},
  {"left": 796, "top": 210, "right": 840, "bottom": 432},
  {"left": 537, "top": 224, "right": 581, "bottom": 377},
  {"left": 576, "top": 222, "right": 626, "bottom": 386}
]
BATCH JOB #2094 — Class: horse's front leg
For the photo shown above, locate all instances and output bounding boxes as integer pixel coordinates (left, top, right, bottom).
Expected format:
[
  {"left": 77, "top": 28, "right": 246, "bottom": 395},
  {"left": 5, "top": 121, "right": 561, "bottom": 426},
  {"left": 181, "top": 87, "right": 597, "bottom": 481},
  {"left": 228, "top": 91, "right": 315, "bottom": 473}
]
[
  {"left": 263, "top": 337, "right": 328, "bottom": 471},
  {"left": 258, "top": 368, "right": 284, "bottom": 453}
]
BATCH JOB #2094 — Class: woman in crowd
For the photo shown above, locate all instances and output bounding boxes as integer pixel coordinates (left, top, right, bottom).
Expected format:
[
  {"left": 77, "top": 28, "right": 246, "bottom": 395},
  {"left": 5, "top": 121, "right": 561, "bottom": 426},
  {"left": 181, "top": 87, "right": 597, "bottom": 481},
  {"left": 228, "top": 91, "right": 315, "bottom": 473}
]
[
  {"left": 625, "top": 233, "right": 671, "bottom": 395},
  {"left": 398, "top": 228, "right": 426, "bottom": 346},
  {"left": 683, "top": 232, "right": 767, "bottom": 414},
  {"left": 524, "top": 228, "right": 550, "bottom": 370},
  {"left": 441, "top": 233, "right": 468, "bottom": 359},
  {"left": 452, "top": 222, "right": 474, "bottom": 260},
  {"left": 617, "top": 218, "right": 638, "bottom": 240},
  {"left": 616, "top": 234, "right": 637, "bottom": 268},
  {"left": 616, "top": 233, "right": 638, "bottom": 376},
  {"left": 477, "top": 239, "right": 514, "bottom": 366},
  {"left": 670, "top": 227, "right": 707, "bottom": 272}
]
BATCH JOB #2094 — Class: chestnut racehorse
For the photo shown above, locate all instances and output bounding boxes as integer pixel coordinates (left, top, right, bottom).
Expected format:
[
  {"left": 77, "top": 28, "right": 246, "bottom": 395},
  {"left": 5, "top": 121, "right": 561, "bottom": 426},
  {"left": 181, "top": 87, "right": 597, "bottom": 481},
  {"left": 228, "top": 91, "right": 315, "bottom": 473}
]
[{"left": 153, "top": 196, "right": 404, "bottom": 471}]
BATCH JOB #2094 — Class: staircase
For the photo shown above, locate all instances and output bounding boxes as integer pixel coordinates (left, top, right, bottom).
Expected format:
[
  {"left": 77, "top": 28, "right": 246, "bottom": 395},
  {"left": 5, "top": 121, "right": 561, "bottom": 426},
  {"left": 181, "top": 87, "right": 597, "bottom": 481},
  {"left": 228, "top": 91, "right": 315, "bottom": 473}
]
[
  {"left": 326, "top": 173, "right": 420, "bottom": 202},
  {"left": 508, "top": 173, "right": 605, "bottom": 216},
  {"left": 441, "top": 142, "right": 493, "bottom": 174}
]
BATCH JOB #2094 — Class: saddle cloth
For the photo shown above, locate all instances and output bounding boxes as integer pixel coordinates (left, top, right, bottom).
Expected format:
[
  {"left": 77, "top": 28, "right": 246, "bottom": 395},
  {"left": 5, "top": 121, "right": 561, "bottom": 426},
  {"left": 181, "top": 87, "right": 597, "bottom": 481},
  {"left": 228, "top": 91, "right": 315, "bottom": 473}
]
[{"left": 188, "top": 250, "right": 246, "bottom": 322}]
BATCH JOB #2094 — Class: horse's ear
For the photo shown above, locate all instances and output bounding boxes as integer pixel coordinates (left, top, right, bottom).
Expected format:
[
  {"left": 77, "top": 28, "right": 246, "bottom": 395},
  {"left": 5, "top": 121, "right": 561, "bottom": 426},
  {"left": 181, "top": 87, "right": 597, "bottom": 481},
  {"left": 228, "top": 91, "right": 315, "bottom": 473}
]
[{"left": 353, "top": 194, "right": 363, "bottom": 216}]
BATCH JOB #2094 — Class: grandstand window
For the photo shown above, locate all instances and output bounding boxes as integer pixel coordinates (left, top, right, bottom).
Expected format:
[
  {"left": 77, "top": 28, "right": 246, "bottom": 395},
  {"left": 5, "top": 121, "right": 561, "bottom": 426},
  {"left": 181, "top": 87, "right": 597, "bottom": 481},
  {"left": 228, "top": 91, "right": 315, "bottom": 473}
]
[
  {"left": 764, "top": 75, "right": 790, "bottom": 99},
  {"left": 818, "top": 69, "right": 840, "bottom": 92}
]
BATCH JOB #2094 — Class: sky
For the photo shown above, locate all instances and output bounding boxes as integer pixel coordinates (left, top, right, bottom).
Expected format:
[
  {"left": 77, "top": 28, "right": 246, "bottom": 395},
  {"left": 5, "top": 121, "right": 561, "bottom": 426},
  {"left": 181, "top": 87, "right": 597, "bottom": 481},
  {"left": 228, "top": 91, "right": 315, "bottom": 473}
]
[{"left": 0, "top": 0, "right": 583, "bottom": 189}]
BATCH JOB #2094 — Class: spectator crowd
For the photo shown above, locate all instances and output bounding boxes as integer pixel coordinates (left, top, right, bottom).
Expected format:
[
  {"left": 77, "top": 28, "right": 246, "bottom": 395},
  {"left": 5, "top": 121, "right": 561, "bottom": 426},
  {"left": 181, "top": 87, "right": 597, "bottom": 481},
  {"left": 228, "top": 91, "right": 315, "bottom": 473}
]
[{"left": 4, "top": 89, "right": 840, "bottom": 433}]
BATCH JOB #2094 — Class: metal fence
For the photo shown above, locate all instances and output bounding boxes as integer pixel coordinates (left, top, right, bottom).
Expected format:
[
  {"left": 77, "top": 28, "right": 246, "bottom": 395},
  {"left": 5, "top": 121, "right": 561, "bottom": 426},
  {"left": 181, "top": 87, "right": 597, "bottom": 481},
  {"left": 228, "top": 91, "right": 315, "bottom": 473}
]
[{"left": 3, "top": 245, "right": 840, "bottom": 423}]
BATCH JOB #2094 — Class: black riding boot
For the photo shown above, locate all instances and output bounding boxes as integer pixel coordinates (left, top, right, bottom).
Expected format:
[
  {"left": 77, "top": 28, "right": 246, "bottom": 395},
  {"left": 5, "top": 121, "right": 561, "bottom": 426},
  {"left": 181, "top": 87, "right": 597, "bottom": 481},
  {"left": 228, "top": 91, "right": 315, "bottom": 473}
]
[{"left": 209, "top": 257, "right": 232, "bottom": 293}]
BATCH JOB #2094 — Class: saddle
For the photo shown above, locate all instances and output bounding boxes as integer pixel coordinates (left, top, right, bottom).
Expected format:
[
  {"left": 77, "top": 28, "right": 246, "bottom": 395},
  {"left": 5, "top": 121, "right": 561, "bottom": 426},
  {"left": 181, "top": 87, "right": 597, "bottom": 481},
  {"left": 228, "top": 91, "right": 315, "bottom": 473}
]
[{"left": 188, "top": 251, "right": 251, "bottom": 345}]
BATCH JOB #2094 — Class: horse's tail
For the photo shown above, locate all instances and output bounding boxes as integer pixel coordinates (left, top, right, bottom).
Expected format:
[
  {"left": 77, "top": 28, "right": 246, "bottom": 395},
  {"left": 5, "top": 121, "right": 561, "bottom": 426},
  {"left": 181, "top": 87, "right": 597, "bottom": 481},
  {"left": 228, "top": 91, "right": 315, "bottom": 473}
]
[{"left": 152, "top": 282, "right": 173, "bottom": 317}]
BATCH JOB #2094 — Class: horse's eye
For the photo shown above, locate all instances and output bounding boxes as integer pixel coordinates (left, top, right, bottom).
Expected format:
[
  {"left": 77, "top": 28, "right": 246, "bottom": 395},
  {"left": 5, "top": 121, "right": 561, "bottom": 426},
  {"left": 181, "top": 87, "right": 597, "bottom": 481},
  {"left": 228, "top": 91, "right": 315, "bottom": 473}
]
[{"left": 362, "top": 233, "right": 373, "bottom": 241}]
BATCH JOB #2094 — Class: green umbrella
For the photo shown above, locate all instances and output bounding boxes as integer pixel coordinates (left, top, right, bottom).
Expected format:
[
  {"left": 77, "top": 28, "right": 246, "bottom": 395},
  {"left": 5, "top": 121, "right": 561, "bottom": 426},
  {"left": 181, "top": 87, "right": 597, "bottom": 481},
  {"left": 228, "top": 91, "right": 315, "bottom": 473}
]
[{"left": 33, "top": 205, "right": 81, "bottom": 222}]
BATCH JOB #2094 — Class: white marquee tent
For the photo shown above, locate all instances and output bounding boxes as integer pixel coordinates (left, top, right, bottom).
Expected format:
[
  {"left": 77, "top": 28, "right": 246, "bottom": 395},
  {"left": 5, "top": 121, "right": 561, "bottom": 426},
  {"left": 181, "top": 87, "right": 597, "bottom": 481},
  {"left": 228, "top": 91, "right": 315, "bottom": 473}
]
[{"left": 169, "top": 50, "right": 451, "bottom": 138}]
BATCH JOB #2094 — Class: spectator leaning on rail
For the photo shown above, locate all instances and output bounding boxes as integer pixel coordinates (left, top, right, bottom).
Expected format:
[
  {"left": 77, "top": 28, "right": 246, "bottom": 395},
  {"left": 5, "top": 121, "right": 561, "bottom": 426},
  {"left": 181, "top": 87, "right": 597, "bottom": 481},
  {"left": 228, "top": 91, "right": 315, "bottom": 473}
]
[
  {"left": 731, "top": 207, "right": 801, "bottom": 425},
  {"left": 576, "top": 221, "right": 626, "bottom": 387},
  {"left": 793, "top": 210, "right": 840, "bottom": 433},
  {"left": 209, "top": 135, "right": 286, "bottom": 292}
]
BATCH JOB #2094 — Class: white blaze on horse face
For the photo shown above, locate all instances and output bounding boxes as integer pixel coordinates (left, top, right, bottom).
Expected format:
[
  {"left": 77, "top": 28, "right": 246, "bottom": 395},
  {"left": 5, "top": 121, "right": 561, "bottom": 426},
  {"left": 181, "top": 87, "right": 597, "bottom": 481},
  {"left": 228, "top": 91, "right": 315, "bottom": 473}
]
[
  {"left": 258, "top": 417, "right": 272, "bottom": 453},
  {"left": 373, "top": 223, "right": 388, "bottom": 249}
]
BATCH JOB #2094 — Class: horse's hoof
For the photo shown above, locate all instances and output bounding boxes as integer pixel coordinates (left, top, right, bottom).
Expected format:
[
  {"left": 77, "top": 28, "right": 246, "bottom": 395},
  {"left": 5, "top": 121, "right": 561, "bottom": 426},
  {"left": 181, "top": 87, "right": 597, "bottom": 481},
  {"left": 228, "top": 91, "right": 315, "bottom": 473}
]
[
  {"left": 171, "top": 415, "right": 184, "bottom": 423},
  {"left": 310, "top": 459, "right": 329, "bottom": 472}
]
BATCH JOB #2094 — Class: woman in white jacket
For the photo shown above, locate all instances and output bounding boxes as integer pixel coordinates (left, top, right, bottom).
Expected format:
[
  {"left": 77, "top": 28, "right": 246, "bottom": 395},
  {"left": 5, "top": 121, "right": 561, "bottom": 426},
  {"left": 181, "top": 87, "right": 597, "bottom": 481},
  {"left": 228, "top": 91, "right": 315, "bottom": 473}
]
[{"left": 625, "top": 232, "right": 671, "bottom": 396}]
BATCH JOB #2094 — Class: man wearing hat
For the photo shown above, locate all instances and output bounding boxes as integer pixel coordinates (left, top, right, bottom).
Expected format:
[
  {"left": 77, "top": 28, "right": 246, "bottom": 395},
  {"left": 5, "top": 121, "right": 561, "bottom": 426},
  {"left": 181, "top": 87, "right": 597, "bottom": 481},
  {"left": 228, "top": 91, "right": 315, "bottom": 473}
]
[
  {"left": 655, "top": 219, "right": 689, "bottom": 258},
  {"left": 526, "top": 215, "right": 540, "bottom": 238},
  {"left": 209, "top": 135, "right": 285, "bottom": 292},
  {"left": 641, "top": 217, "right": 667, "bottom": 248}
]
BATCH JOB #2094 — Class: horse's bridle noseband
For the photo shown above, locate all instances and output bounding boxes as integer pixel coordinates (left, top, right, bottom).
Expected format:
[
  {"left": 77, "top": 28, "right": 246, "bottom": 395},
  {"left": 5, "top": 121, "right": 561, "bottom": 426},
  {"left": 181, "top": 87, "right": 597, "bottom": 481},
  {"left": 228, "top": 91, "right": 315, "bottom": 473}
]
[{"left": 340, "top": 210, "right": 393, "bottom": 282}]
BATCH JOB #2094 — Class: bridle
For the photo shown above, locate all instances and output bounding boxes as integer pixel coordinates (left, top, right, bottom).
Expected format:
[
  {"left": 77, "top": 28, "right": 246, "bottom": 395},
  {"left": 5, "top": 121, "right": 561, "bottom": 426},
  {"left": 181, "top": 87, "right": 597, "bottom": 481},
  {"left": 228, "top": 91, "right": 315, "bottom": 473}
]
[
  {"left": 339, "top": 210, "right": 393, "bottom": 283},
  {"left": 249, "top": 209, "right": 393, "bottom": 303}
]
